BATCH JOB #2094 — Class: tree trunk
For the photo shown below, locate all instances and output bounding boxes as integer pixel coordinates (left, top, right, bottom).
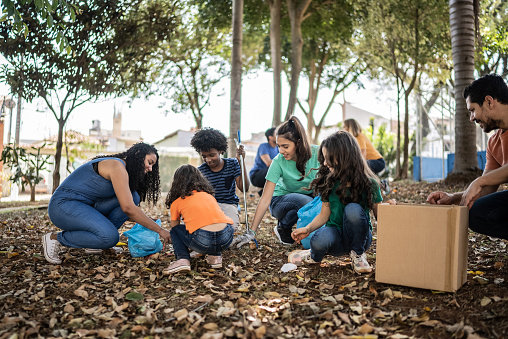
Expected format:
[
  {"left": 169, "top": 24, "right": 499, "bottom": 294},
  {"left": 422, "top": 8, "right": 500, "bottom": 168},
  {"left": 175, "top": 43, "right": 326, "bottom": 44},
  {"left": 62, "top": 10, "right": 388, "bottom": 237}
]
[
  {"left": 285, "top": 0, "right": 312, "bottom": 120},
  {"left": 229, "top": 0, "right": 243, "bottom": 157},
  {"left": 395, "top": 79, "right": 402, "bottom": 179},
  {"left": 30, "top": 183, "right": 35, "bottom": 202},
  {"left": 52, "top": 118, "right": 65, "bottom": 192},
  {"left": 400, "top": 90, "right": 411, "bottom": 179},
  {"left": 269, "top": 0, "right": 282, "bottom": 127},
  {"left": 449, "top": 0, "right": 478, "bottom": 175}
]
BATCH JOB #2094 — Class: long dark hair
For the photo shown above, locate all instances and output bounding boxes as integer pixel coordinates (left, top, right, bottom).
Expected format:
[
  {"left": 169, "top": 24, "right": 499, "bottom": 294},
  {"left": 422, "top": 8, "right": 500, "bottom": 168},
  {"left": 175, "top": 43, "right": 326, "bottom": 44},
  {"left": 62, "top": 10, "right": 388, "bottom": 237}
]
[
  {"left": 165, "top": 164, "right": 215, "bottom": 207},
  {"left": 310, "top": 131, "right": 378, "bottom": 209},
  {"left": 92, "top": 142, "right": 160, "bottom": 204},
  {"left": 276, "top": 116, "right": 311, "bottom": 179}
]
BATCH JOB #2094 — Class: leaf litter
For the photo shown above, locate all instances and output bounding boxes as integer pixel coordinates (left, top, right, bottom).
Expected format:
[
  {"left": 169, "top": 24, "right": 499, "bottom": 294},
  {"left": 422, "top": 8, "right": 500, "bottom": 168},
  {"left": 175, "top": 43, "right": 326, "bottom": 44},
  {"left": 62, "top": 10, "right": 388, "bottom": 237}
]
[{"left": 0, "top": 180, "right": 507, "bottom": 338}]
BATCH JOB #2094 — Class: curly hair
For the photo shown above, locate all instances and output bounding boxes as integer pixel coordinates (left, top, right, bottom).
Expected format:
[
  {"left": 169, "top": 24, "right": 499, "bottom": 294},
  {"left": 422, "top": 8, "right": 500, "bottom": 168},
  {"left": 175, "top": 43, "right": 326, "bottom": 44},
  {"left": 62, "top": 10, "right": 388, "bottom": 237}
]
[
  {"left": 92, "top": 142, "right": 160, "bottom": 205},
  {"left": 190, "top": 127, "right": 228, "bottom": 153},
  {"left": 165, "top": 164, "right": 215, "bottom": 207},
  {"left": 310, "top": 131, "right": 378, "bottom": 209},
  {"left": 275, "top": 116, "right": 312, "bottom": 180}
]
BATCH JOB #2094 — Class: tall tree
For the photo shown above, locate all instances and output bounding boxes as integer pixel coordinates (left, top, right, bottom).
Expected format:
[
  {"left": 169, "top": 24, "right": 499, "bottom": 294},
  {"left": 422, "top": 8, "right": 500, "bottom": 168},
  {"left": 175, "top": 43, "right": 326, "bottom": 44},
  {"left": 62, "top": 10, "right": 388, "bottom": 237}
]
[
  {"left": 448, "top": 0, "right": 478, "bottom": 179},
  {"left": 230, "top": 0, "right": 243, "bottom": 157},
  {"left": 150, "top": 1, "right": 230, "bottom": 131},
  {"left": 0, "top": 0, "right": 177, "bottom": 191},
  {"left": 295, "top": 0, "right": 362, "bottom": 143},
  {"left": 285, "top": 0, "right": 312, "bottom": 120},
  {"left": 268, "top": 0, "right": 283, "bottom": 126},
  {"left": 357, "top": 0, "right": 450, "bottom": 179}
]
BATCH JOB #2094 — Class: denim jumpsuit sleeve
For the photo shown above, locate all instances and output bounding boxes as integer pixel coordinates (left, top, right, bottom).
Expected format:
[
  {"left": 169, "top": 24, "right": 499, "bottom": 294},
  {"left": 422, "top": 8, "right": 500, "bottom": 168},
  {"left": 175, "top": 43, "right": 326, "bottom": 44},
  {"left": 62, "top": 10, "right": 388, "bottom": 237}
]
[{"left": 47, "top": 158, "right": 140, "bottom": 249}]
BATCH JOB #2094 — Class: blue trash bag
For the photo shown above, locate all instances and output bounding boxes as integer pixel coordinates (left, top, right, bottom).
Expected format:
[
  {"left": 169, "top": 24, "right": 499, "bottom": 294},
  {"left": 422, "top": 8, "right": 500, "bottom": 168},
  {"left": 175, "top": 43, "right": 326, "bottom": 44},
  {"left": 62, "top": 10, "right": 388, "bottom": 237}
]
[
  {"left": 296, "top": 196, "right": 324, "bottom": 249},
  {"left": 123, "top": 219, "right": 164, "bottom": 257}
]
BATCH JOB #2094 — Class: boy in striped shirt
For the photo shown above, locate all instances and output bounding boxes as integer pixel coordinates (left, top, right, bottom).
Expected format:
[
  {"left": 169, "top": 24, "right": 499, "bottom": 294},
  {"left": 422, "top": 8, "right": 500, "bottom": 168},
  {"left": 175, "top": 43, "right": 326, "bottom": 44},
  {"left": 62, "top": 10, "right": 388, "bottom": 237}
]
[{"left": 190, "top": 127, "right": 250, "bottom": 231}]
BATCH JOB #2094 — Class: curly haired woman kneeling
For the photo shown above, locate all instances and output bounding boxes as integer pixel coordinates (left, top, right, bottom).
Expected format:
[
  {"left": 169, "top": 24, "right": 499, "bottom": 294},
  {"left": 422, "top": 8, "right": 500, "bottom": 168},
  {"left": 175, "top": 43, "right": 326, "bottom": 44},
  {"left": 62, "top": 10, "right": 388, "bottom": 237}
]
[{"left": 43, "top": 142, "right": 171, "bottom": 264}]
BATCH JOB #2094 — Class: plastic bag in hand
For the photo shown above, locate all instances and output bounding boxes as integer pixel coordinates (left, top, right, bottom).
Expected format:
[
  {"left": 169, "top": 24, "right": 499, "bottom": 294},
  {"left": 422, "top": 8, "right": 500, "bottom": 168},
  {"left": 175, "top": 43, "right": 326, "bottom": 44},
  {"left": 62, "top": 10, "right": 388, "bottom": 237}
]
[
  {"left": 296, "top": 196, "right": 323, "bottom": 249},
  {"left": 123, "top": 219, "right": 163, "bottom": 257}
]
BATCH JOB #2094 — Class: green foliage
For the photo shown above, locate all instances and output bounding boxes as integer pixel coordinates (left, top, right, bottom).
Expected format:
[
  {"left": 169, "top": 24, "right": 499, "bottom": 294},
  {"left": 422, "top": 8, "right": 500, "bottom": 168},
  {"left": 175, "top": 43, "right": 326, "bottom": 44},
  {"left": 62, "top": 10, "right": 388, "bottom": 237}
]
[
  {"left": 476, "top": 0, "right": 508, "bottom": 76},
  {"left": 0, "top": 143, "right": 51, "bottom": 197},
  {"left": 365, "top": 124, "right": 396, "bottom": 178},
  {"left": 0, "top": 0, "right": 177, "bottom": 189},
  {"left": 1, "top": 0, "right": 79, "bottom": 52}
]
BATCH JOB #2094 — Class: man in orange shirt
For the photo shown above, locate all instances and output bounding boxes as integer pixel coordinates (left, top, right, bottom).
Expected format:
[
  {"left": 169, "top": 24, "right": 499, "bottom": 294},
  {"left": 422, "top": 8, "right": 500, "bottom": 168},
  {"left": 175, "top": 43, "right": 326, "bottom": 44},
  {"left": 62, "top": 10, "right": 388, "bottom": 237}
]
[{"left": 427, "top": 74, "right": 508, "bottom": 240}]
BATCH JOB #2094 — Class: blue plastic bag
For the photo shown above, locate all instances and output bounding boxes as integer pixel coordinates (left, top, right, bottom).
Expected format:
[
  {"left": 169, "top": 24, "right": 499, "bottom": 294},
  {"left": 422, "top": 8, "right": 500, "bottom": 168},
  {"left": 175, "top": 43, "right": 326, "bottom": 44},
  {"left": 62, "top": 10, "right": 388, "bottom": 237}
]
[
  {"left": 123, "top": 219, "right": 163, "bottom": 257},
  {"left": 296, "top": 196, "right": 323, "bottom": 249}
]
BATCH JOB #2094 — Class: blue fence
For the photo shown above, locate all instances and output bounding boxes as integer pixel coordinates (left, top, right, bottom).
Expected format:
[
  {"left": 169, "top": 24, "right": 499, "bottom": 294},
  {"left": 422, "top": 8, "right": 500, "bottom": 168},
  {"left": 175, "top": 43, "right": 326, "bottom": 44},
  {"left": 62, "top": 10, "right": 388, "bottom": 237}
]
[{"left": 413, "top": 151, "right": 486, "bottom": 182}]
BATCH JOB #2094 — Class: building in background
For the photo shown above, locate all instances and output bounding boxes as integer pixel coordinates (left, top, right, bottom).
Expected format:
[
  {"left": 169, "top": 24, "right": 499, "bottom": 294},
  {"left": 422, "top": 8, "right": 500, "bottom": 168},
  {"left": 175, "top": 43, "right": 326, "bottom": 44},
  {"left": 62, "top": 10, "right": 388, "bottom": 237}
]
[{"left": 89, "top": 107, "right": 142, "bottom": 152}]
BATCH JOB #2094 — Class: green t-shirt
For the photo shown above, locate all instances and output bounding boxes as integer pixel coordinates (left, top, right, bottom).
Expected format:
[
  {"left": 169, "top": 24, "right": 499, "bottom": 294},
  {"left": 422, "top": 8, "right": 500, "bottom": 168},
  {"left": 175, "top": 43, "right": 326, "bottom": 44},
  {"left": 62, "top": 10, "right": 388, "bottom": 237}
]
[
  {"left": 325, "top": 178, "right": 383, "bottom": 230},
  {"left": 265, "top": 145, "right": 320, "bottom": 197}
]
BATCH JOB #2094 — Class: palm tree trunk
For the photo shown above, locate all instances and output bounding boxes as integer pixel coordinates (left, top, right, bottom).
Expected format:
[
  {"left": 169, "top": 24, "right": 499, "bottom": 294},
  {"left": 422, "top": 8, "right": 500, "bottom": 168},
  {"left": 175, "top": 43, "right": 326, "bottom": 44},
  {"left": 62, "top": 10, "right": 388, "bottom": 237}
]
[{"left": 449, "top": 0, "right": 478, "bottom": 174}]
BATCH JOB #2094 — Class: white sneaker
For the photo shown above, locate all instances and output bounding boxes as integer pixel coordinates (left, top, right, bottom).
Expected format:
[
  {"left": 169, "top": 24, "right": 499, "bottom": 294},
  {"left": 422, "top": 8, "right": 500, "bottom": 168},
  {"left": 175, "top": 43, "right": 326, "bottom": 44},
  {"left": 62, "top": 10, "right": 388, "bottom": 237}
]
[
  {"left": 84, "top": 247, "right": 124, "bottom": 254},
  {"left": 288, "top": 249, "right": 317, "bottom": 265},
  {"left": 42, "top": 233, "right": 62, "bottom": 264},
  {"left": 350, "top": 250, "right": 372, "bottom": 274}
]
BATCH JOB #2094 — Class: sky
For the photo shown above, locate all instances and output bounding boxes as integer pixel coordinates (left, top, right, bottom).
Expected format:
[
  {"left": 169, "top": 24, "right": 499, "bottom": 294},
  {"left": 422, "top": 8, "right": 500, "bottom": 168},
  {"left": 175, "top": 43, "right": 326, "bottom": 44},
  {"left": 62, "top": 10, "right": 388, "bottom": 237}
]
[{"left": 0, "top": 68, "right": 395, "bottom": 145}]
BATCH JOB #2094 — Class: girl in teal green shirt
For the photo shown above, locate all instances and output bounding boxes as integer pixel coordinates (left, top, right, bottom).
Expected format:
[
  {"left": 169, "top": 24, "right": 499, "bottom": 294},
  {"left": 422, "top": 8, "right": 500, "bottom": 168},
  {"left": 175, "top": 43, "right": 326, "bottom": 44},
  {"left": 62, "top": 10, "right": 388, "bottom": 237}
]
[
  {"left": 290, "top": 131, "right": 383, "bottom": 274},
  {"left": 231, "top": 116, "right": 319, "bottom": 247}
]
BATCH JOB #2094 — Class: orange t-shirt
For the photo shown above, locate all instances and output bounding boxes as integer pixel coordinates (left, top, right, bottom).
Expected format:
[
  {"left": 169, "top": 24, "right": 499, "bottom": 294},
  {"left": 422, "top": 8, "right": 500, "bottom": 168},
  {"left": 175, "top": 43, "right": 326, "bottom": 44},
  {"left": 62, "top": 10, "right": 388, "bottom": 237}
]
[
  {"left": 170, "top": 191, "right": 233, "bottom": 234},
  {"left": 485, "top": 129, "right": 508, "bottom": 170},
  {"left": 355, "top": 133, "right": 382, "bottom": 160}
]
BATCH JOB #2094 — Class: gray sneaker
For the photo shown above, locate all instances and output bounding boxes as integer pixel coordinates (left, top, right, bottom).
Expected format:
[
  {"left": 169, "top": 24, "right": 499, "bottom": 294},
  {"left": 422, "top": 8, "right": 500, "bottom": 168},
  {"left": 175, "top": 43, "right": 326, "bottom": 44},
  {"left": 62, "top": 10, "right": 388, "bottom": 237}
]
[
  {"left": 350, "top": 250, "right": 372, "bottom": 274},
  {"left": 42, "top": 233, "right": 62, "bottom": 264}
]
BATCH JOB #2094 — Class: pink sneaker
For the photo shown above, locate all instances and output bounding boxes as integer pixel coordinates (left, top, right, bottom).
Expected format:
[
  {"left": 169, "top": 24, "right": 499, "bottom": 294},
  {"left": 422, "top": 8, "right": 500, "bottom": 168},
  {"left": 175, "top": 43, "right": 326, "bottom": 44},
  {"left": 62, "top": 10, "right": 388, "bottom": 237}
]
[
  {"left": 288, "top": 249, "right": 317, "bottom": 265},
  {"left": 163, "top": 259, "right": 191, "bottom": 274},
  {"left": 206, "top": 255, "right": 222, "bottom": 268}
]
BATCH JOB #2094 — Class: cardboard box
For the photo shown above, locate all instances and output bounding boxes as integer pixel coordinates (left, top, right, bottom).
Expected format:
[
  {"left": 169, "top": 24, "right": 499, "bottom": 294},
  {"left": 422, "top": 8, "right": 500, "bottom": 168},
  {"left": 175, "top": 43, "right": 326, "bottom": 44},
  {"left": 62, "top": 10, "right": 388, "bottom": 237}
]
[{"left": 375, "top": 204, "right": 469, "bottom": 292}]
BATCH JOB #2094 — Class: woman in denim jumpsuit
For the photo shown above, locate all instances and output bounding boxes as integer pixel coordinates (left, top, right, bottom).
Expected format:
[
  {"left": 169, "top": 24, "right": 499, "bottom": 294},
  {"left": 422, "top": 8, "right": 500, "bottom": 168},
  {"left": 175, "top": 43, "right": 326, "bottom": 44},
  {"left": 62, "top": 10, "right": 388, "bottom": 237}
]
[{"left": 42, "top": 142, "right": 171, "bottom": 264}]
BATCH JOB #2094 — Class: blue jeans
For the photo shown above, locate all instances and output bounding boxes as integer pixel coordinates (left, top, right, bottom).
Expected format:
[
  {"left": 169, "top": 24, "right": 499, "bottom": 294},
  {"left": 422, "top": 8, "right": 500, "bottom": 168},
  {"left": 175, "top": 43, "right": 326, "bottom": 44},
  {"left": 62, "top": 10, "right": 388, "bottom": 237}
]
[
  {"left": 170, "top": 224, "right": 234, "bottom": 260},
  {"left": 309, "top": 203, "right": 372, "bottom": 261},
  {"left": 48, "top": 191, "right": 140, "bottom": 249},
  {"left": 367, "top": 158, "right": 385, "bottom": 175},
  {"left": 269, "top": 193, "right": 314, "bottom": 230},
  {"left": 469, "top": 190, "right": 508, "bottom": 240}
]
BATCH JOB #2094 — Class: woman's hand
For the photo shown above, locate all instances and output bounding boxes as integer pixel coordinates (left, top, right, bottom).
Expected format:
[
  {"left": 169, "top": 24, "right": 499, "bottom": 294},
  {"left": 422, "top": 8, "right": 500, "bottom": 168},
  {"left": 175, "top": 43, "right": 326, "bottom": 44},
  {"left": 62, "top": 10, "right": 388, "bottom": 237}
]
[
  {"left": 158, "top": 228, "right": 171, "bottom": 243},
  {"left": 291, "top": 227, "right": 310, "bottom": 243}
]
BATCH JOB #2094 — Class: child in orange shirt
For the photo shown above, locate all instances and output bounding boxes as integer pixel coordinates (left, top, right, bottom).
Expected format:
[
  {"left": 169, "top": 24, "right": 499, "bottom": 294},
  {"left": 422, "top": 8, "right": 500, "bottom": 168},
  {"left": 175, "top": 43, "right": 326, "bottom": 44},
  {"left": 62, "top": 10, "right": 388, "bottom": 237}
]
[{"left": 163, "top": 164, "right": 234, "bottom": 274}]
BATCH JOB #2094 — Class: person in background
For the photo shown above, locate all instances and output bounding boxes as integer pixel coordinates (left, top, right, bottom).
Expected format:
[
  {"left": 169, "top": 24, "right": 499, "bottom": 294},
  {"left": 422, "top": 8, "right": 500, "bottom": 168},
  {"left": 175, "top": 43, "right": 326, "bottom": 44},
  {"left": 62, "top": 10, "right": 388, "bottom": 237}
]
[
  {"left": 231, "top": 116, "right": 319, "bottom": 248},
  {"left": 249, "top": 127, "right": 279, "bottom": 196},
  {"left": 190, "top": 127, "right": 249, "bottom": 231},
  {"left": 43, "top": 142, "right": 171, "bottom": 264},
  {"left": 163, "top": 164, "right": 234, "bottom": 274},
  {"left": 289, "top": 131, "right": 383, "bottom": 274},
  {"left": 427, "top": 73, "right": 508, "bottom": 241},
  {"left": 343, "top": 118, "right": 389, "bottom": 192}
]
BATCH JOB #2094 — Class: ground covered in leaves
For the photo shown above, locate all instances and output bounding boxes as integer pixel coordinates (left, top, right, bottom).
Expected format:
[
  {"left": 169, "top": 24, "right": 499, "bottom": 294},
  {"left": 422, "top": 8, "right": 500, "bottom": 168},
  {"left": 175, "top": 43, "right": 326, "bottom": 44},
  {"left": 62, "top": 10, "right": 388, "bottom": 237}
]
[{"left": 1, "top": 181, "right": 507, "bottom": 339}]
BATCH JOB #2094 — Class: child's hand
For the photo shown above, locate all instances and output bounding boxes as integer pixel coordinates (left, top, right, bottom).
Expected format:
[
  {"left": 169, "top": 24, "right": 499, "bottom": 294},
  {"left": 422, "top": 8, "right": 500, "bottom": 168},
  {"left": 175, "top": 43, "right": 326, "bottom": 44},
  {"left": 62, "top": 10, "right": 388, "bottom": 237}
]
[
  {"left": 386, "top": 199, "right": 397, "bottom": 205},
  {"left": 236, "top": 145, "right": 246, "bottom": 159},
  {"left": 291, "top": 227, "right": 310, "bottom": 242}
]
